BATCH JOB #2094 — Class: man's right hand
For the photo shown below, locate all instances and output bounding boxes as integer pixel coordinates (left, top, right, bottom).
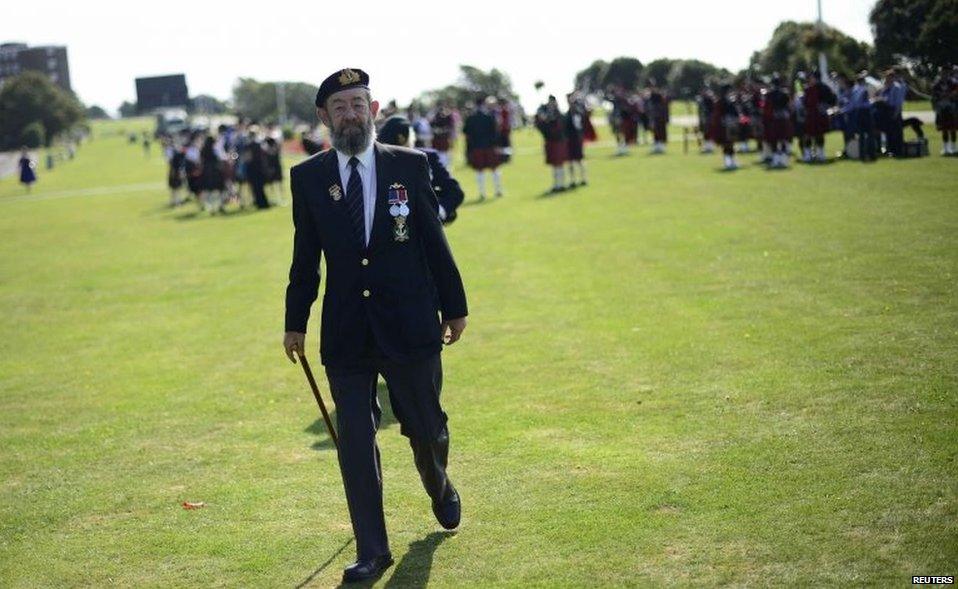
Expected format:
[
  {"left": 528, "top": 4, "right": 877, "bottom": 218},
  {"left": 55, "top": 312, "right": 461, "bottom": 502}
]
[{"left": 284, "top": 331, "right": 306, "bottom": 363}]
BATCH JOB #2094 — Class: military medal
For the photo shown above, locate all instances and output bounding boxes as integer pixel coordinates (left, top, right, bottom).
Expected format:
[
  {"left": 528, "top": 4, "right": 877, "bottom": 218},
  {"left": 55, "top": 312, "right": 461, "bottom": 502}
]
[
  {"left": 329, "top": 184, "right": 342, "bottom": 201},
  {"left": 387, "top": 183, "right": 410, "bottom": 242},
  {"left": 393, "top": 216, "right": 409, "bottom": 242}
]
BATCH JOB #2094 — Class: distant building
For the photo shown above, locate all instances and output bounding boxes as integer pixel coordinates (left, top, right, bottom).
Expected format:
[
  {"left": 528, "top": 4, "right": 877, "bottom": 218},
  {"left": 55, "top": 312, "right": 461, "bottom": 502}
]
[
  {"left": 135, "top": 74, "right": 189, "bottom": 113},
  {"left": 0, "top": 42, "right": 72, "bottom": 92}
]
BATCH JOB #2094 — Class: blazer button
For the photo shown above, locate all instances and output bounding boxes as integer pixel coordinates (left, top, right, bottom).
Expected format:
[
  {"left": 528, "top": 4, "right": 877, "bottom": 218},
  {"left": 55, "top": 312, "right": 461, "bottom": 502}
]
[
  {"left": 361, "top": 258, "right": 369, "bottom": 266},
  {"left": 362, "top": 289, "right": 370, "bottom": 298}
]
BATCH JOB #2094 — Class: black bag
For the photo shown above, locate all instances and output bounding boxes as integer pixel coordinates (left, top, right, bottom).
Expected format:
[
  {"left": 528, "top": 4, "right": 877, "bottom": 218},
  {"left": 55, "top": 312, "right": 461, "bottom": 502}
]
[{"left": 902, "top": 139, "right": 929, "bottom": 158}]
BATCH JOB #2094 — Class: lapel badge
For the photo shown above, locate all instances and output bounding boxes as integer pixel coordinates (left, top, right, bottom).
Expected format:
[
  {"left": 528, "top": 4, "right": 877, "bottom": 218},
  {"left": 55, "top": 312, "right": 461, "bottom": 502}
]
[{"left": 329, "top": 184, "right": 342, "bottom": 201}]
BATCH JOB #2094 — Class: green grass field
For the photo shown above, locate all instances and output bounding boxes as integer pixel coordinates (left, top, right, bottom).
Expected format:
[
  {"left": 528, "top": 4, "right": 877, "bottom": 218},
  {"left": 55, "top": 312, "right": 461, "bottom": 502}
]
[{"left": 1, "top": 118, "right": 956, "bottom": 587}]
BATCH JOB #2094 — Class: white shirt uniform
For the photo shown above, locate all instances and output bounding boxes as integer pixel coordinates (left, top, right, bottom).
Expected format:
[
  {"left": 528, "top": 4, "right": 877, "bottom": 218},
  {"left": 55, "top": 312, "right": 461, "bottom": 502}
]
[{"left": 336, "top": 144, "right": 377, "bottom": 246}]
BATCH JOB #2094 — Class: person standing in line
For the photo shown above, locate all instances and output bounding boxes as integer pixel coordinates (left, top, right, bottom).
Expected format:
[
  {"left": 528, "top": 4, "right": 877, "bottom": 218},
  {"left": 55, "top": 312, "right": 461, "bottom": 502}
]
[
  {"left": 18, "top": 148, "right": 37, "bottom": 193},
  {"left": 565, "top": 93, "right": 588, "bottom": 187},
  {"left": 535, "top": 95, "right": 569, "bottom": 193},
  {"left": 462, "top": 97, "right": 503, "bottom": 200}
]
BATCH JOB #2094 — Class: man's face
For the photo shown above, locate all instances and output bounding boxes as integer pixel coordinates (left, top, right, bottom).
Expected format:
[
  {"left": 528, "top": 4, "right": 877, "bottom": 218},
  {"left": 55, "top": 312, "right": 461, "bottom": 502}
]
[
  {"left": 318, "top": 88, "right": 380, "bottom": 131},
  {"left": 317, "top": 88, "right": 380, "bottom": 155}
]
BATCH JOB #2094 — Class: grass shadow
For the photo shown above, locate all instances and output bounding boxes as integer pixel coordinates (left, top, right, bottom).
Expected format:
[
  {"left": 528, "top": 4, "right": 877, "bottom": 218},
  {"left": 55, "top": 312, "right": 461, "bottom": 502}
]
[
  {"left": 536, "top": 186, "right": 578, "bottom": 199},
  {"left": 460, "top": 197, "right": 496, "bottom": 208},
  {"left": 307, "top": 380, "right": 397, "bottom": 451},
  {"left": 380, "top": 531, "right": 456, "bottom": 589},
  {"left": 172, "top": 206, "right": 265, "bottom": 222}
]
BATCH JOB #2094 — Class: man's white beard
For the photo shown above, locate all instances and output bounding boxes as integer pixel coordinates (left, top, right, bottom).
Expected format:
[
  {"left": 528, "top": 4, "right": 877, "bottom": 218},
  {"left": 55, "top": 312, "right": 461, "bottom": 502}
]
[{"left": 330, "top": 115, "right": 376, "bottom": 156}]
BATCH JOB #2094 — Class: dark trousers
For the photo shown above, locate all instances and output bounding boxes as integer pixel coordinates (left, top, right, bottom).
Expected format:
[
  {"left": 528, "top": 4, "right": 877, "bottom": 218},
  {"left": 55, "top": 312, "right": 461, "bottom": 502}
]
[
  {"left": 250, "top": 177, "right": 270, "bottom": 209},
  {"left": 856, "top": 109, "right": 877, "bottom": 161},
  {"left": 886, "top": 114, "right": 904, "bottom": 157},
  {"left": 325, "top": 347, "right": 452, "bottom": 560}
]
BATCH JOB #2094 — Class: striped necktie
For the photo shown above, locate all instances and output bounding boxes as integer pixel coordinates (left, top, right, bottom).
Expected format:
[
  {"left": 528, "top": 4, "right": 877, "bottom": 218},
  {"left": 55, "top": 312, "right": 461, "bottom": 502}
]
[{"left": 345, "top": 156, "right": 365, "bottom": 247}]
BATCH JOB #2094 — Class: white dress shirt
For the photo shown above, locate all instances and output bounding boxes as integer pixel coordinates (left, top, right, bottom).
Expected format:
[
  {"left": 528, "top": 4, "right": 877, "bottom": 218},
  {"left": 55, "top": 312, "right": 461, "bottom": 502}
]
[{"left": 336, "top": 144, "right": 377, "bottom": 246}]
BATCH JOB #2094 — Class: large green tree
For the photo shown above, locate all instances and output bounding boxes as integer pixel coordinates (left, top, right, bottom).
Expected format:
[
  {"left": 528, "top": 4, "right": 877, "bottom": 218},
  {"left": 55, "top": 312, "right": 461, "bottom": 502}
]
[
  {"left": 85, "top": 105, "right": 110, "bottom": 119},
  {"left": 642, "top": 58, "right": 676, "bottom": 87},
  {"left": 118, "top": 101, "right": 137, "bottom": 118},
  {"left": 573, "top": 57, "right": 644, "bottom": 93},
  {"left": 0, "top": 71, "right": 84, "bottom": 150},
  {"left": 189, "top": 94, "right": 228, "bottom": 115},
  {"left": 232, "top": 78, "right": 319, "bottom": 124},
  {"left": 871, "top": 0, "right": 958, "bottom": 76},
  {"left": 573, "top": 59, "right": 609, "bottom": 93},
  {"left": 748, "top": 21, "right": 872, "bottom": 79},
  {"left": 666, "top": 60, "right": 731, "bottom": 98},
  {"left": 603, "top": 57, "right": 644, "bottom": 90},
  {"left": 418, "top": 65, "right": 519, "bottom": 110}
]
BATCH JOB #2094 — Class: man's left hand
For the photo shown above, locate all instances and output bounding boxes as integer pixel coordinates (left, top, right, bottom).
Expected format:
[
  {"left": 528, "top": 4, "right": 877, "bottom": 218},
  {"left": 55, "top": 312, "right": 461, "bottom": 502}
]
[{"left": 441, "top": 316, "right": 467, "bottom": 345}]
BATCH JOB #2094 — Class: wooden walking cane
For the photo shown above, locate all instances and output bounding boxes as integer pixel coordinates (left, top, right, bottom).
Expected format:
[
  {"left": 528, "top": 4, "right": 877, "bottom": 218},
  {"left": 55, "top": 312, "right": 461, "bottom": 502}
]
[{"left": 295, "top": 350, "right": 339, "bottom": 451}]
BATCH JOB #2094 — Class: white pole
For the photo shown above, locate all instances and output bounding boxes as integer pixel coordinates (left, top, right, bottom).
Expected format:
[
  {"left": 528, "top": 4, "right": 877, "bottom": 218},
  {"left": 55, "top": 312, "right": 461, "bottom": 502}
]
[
  {"left": 276, "top": 82, "right": 288, "bottom": 127},
  {"left": 816, "top": 0, "right": 832, "bottom": 89}
]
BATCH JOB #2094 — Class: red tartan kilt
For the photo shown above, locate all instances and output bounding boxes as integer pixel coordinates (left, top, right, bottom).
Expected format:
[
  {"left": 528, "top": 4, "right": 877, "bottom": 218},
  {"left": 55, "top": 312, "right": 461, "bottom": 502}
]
[
  {"left": 433, "top": 136, "right": 451, "bottom": 151},
  {"left": 545, "top": 140, "right": 568, "bottom": 165},
  {"left": 764, "top": 118, "right": 794, "bottom": 142},
  {"left": 708, "top": 119, "right": 722, "bottom": 142},
  {"left": 467, "top": 147, "right": 499, "bottom": 170},
  {"left": 805, "top": 112, "right": 829, "bottom": 136},
  {"left": 621, "top": 119, "right": 638, "bottom": 144}
]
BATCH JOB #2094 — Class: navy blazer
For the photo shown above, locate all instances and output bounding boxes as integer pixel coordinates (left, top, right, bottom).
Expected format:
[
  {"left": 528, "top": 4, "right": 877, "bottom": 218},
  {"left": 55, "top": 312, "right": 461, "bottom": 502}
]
[
  {"left": 285, "top": 142, "right": 468, "bottom": 366},
  {"left": 420, "top": 147, "right": 464, "bottom": 223}
]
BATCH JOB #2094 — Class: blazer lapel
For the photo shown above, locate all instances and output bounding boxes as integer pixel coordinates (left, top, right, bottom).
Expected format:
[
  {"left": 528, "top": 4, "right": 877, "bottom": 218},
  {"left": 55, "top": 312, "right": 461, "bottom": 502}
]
[
  {"left": 320, "top": 149, "right": 359, "bottom": 243},
  {"left": 368, "top": 143, "right": 393, "bottom": 252}
]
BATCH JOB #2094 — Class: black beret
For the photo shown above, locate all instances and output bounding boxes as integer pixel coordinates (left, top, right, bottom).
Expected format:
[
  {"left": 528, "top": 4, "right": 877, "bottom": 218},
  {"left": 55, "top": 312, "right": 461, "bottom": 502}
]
[
  {"left": 315, "top": 68, "right": 370, "bottom": 108},
  {"left": 378, "top": 116, "right": 410, "bottom": 146}
]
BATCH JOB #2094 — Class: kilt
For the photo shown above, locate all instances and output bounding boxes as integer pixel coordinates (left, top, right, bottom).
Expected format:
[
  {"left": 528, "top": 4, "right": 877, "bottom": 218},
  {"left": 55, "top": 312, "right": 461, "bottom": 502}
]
[
  {"left": 545, "top": 140, "right": 568, "bottom": 166},
  {"left": 717, "top": 116, "right": 740, "bottom": 145},
  {"left": 652, "top": 118, "right": 667, "bottom": 142},
  {"left": 433, "top": 135, "right": 451, "bottom": 151},
  {"left": 200, "top": 162, "right": 225, "bottom": 191},
  {"left": 168, "top": 168, "right": 183, "bottom": 189},
  {"left": 936, "top": 102, "right": 956, "bottom": 131},
  {"left": 764, "top": 116, "right": 793, "bottom": 142},
  {"left": 805, "top": 110, "right": 829, "bottom": 136},
  {"left": 467, "top": 147, "right": 499, "bottom": 170},
  {"left": 567, "top": 137, "right": 584, "bottom": 161},
  {"left": 621, "top": 118, "right": 638, "bottom": 144}
]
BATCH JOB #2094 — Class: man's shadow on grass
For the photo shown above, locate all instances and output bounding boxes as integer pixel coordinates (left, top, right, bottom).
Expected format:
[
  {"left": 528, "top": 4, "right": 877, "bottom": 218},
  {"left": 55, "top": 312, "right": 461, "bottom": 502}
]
[
  {"left": 331, "top": 531, "right": 454, "bottom": 589},
  {"left": 306, "top": 380, "right": 397, "bottom": 451},
  {"left": 171, "top": 207, "right": 263, "bottom": 222},
  {"left": 382, "top": 531, "right": 455, "bottom": 589}
]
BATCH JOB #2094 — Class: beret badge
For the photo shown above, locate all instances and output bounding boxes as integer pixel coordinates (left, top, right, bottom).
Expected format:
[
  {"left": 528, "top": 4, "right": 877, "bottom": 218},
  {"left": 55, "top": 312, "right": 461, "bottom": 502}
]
[{"left": 339, "top": 68, "right": 361, "bottom": 86}]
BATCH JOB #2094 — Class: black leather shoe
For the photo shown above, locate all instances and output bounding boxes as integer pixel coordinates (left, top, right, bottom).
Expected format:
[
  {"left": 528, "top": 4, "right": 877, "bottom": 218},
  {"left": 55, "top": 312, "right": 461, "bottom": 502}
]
[
  {"left": 432, "top": 486, "right": 461, "bottom": 530},
  {"left": 342, "top": 553, "right": 393, "bottom": 583}
]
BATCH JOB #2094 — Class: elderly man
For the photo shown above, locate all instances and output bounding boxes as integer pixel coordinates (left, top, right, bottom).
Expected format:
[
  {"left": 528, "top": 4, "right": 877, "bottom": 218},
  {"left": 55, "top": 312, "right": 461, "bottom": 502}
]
[{"left": 283, "top": 68, "right": 468, "bottom": 583}]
